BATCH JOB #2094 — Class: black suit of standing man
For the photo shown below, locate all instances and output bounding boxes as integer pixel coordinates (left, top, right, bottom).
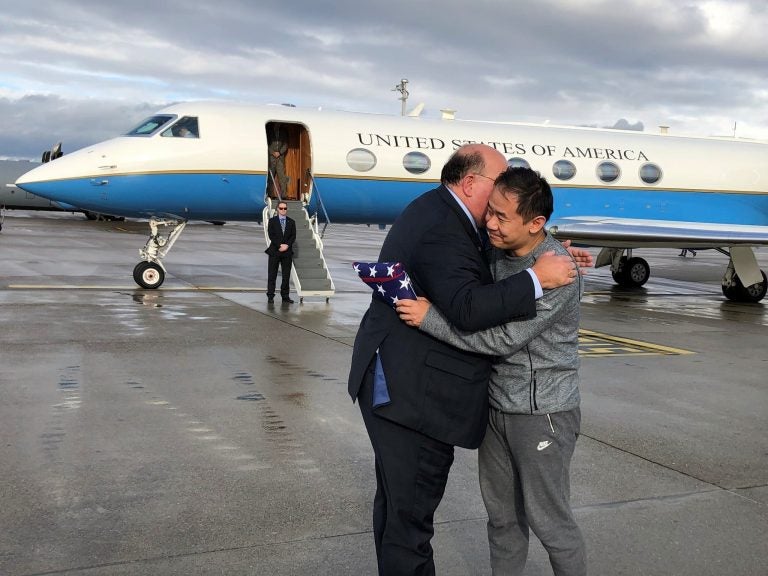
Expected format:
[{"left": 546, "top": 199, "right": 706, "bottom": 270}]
[
  {"left": 348, "top": 144, "right": 578, "bottom": 575},
  {"left": 265, "top": 202, "right": 296, "bottom": 303}
]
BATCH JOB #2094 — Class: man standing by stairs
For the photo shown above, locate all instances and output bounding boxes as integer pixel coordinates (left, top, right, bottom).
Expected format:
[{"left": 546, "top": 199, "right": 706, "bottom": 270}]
[{"left": 265, "top": 202, "right": 296, "bottom": 303}]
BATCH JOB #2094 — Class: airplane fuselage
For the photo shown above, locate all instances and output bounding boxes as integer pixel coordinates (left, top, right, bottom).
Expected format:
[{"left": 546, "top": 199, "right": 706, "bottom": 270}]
[{"left": 15, "top": 102, "right": 768, "bottom": 227}]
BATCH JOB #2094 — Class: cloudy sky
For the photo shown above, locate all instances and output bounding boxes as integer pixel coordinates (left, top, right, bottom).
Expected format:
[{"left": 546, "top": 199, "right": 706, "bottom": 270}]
[{"left": 1, "top": 0, "right": 767, "bottom": 160}]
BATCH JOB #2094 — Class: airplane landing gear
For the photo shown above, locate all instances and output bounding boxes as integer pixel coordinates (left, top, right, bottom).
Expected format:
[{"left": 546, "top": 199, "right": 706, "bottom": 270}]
[
  {"left": 611, "top": 255, "right": 650, "bottom": 287},
  {"left": 597, "top": 248, "right": 651, "bottom": 289},
  {"left": 133, "top": 261, "right": 166, "bottom": 289},
  {"left": 135, "top": 218, "right": 187, "bottom": 289},
  {"left": 722, "top": 264, "right": 767, "bottom": 303},
  {"left": 720, "top": 248, "right": 767, "bottom": 303}
]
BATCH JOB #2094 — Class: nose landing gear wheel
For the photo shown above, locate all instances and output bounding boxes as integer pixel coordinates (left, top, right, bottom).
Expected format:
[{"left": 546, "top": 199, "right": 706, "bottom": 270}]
[{"left": 133, "top": 261, "right": 165, "bottom": 289}]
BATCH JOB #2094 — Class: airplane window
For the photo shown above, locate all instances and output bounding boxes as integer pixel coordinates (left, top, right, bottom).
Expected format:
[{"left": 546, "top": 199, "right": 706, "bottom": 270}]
[
  {"left": 507, "top": 157, "right": 530, "bottom": 169},
  {"left": 639, "top": 163, "right": 662, "bottom": 184},
  {"left": 596, "top": 161, "right": 620, "bottom": 183},
  {"left": 553, "top": 160, "right": 576, "bottom": 181},
  {"left": 161, "top": 117, "right": 200, "bottom": 138},
  {"left": 126, "top": 115, "right": 176, "bottom": 136},
  {"left": 347, "top": 148, "right": 377, "bottom": 172},
  {"left": 403, "top": 151, "right": 431, "bottom": 175}
]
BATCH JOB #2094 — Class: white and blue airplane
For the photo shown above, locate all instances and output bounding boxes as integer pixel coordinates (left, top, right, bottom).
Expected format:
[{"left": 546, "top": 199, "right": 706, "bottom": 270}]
[{"left": 14, "top": 101, "right": 768, "bottom": 302}]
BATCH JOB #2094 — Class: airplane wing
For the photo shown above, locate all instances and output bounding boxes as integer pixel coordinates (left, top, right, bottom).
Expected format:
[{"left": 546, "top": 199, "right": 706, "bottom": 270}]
[{"left": 548, "top": 217, "right": 768, "bottom": 248}]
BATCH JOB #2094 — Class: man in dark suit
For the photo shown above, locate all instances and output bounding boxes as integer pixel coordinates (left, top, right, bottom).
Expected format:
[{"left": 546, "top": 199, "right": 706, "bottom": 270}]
[
  {"left": 348, "top": 144, "right": 580, "bottom": 575},
  {"left": 265, "top": 202, "right": 296, "bottom": 303}
]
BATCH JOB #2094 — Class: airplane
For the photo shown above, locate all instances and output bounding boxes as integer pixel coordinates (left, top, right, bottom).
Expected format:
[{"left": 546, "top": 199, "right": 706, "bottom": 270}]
[{"left": 13, "top": 101, "right": 768, "bottom": 302}]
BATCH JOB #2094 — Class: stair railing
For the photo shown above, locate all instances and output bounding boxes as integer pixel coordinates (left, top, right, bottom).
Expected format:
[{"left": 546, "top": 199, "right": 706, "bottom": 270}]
[
  {"left": 305, "top": 169, "right": 331, "bottom": 238},
  {"left": 267, "top": 169, "right": 283, "bottom": 203}
]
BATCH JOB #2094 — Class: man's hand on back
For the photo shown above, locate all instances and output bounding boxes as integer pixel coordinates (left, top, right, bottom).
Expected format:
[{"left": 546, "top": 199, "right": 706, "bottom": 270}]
[
  {"left": 532, "top": 252, "right": 577, "bottom": 289},
  {"left": 560, "top": 239, "right": 594, "bottom": 273}
]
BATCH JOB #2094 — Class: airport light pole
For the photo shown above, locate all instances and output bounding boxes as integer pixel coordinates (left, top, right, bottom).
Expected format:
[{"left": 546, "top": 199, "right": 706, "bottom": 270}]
[{"left": 393, "top": 79, "right": 409, "bottom": 116}]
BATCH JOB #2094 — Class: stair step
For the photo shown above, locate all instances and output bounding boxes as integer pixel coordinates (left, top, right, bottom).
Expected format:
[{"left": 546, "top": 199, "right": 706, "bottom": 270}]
[
  {"left": 294, "top": 269, "right": 328, "bottom": 280},
  {"left": 294, "top": 252, "right": 321, "bottom": 260},
  {"left": 300, "top": 280, "right": 334, "bottom": 291}
]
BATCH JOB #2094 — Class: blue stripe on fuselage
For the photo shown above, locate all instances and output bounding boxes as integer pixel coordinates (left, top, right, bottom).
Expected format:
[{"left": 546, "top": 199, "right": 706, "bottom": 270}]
[
  {"left": 22, "top": 173, "right": 267, "bottom": 220},
  {"left": 306, "top": 178, "right": 434, "bottom": 223},
  {"left": 549, "top": 185, "right": 768, "bottom": 225}
]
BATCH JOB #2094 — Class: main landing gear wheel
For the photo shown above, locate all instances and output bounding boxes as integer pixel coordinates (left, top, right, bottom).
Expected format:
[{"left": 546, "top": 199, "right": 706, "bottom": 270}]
[
  {"left": 611, "top": 256, "right": 650, "bottom": 287},
  {"left": 722, "top": 270, "right": 767, "bottom": 303},
  {"left": 133, "top": 261, "right": 165, "bottom": 289}
]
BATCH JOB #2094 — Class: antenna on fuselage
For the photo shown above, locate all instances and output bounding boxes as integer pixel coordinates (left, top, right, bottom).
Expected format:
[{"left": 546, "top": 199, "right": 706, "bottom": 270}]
[{"left": 392, "top": 78, "right": 409, "bottom": 116}]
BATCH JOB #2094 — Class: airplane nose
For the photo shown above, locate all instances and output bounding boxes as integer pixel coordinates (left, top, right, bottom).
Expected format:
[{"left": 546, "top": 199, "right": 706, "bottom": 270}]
[
  {"left": 15, "top": 173, "right": 35, "bottom": 190},
  {"left": 15, "top": 163, "right": 51, "bottom": 190},
  {"left": 14, "top": 163, "right": 59, "bottom": 198},
  {"left": 15, "top": 165, "right": 40, "bottom": 187}
]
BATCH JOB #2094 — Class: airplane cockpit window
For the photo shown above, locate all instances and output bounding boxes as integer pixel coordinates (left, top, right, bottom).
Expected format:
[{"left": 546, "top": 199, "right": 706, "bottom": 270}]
[
  {"left": 126, "top": 115, "right": 176, "bottom": 136},
  {"left": 596, "top": 161, "right": 620, "bottom": 183},
  {"left": 553, "top": 160, "right": 576, "bottom": 181},
  {"left": 403, "top": 151, "right": 431, "bottom": 175},
  {"left": 507, "top": 157, "right": 530, "bottom": 169},
  {"left": 347, "top": 148, "right": 377, "bottom": 172},
  {"left": 161, "top": 117, "right": 200, "bottom": 139},
  {"left": 639, "top": 163, "right": 662, "bottom": 184}
]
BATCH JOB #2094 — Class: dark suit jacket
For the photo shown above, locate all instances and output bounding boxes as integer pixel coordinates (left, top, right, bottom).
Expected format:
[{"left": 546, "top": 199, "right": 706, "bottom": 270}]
[
  {"left": 348, "top": 185, "right": 537, "bottom": 449},
  {"left": 265, "top": 215, "right": 296, "bottom": 257}
]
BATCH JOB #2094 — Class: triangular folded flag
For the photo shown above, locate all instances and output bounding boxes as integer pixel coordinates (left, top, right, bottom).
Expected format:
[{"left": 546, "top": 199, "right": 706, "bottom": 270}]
[{"left": 353, "top": 261, "right": 417, "bottom": 308}]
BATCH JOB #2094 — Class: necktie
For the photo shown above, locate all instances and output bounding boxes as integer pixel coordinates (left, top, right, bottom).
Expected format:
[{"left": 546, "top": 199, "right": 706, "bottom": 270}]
[{"left": 280, "top": 218, "right": 285, "bottom": 233}]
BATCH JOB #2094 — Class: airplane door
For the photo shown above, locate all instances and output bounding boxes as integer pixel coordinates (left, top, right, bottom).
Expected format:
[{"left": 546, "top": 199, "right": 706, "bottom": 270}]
[{"left": 265, "top": 122, "right": 312, "bottom": 202}]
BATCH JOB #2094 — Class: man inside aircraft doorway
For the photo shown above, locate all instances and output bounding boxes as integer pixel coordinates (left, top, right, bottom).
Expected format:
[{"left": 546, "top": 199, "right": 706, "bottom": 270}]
[{"left": 268, "top": 126, "right": 289, "bottom": 199}]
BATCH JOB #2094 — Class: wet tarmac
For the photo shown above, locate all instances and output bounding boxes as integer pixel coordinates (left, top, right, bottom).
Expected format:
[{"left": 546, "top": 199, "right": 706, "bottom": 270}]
[{"left": 1, "top": 211, "right": 766, "bottom": 575}]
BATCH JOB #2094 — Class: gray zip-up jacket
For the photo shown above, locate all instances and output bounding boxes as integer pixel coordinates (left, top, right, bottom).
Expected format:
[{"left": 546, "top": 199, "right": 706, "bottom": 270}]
[{"left": 420, "top": 232, "right": 583, "bottom": 414}]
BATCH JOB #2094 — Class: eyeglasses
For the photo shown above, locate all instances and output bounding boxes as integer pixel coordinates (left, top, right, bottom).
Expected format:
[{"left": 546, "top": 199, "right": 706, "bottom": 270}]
[
  {"left": 277, "top": 206, "right": 287, "bottom": 210},
  {"left": 472, "top": 173, "right": 496, "bottom": 182}
]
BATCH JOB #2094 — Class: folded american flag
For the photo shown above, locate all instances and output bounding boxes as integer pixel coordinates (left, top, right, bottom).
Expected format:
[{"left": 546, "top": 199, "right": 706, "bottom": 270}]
[{"left": 353, "top": 261, "right": 417, "bottom": 308}]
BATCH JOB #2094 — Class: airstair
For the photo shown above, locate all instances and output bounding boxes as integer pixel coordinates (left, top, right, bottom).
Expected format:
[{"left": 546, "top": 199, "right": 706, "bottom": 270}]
[{"left": 262, "top": 200, "right": 335, "bottom": 302}]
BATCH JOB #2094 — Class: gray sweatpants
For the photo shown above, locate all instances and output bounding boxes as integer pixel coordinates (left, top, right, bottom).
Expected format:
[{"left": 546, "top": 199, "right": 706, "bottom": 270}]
[{"left": 479, "top": 407, "right": 586, "bottom": 576}]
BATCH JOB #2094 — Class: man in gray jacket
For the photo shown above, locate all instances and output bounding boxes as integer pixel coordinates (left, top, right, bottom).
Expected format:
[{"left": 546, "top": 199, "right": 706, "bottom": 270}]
[{"left": 396, "top": 167, "right": 586, "bottom": 576}]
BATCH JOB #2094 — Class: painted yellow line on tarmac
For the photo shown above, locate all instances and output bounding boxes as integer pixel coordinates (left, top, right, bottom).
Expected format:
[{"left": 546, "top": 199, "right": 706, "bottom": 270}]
[{"left": 578, "top": 328, "right": 694, "bottom": 357}]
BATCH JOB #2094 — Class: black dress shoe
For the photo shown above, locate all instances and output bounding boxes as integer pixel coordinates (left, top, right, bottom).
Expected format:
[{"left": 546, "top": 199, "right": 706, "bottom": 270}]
[
  {"left": 282, "top": 298, "right": 295, "bottom": 303},
  {"left": 267, "top": 296, "right": 274, "bottom": 303}
]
